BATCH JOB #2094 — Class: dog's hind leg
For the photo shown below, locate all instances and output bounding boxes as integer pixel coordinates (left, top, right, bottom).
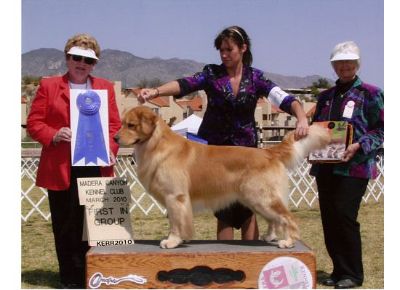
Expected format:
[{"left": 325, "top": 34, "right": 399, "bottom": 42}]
[
  {"left": 263, "top": 220, "right": 278, "bottom": 242},
  {"left": 160, "top": 193, "right": 194, "bottom": 249},
  {"left": 274, "top": 209, "right": 299, "bottom": 249},
  {"left": 268, "top": 198, "right": 299, "bottom": 248},
  {"left": 246, "top": 195, "right": 299, "bottom": 249}
]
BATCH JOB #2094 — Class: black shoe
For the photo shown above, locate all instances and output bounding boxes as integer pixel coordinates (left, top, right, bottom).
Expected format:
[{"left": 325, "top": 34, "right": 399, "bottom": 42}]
[
  {"left": 335, "top": 278, "right": 360, "bottom": 289},
  {"left": 322, "top": 277, "right": 336, "bottom": 286}
]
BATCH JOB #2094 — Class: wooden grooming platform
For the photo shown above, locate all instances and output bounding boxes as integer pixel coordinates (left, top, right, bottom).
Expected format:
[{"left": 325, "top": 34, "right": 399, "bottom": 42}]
[{"left": 86, "top": 240, "right": 316, "bottom": 289}]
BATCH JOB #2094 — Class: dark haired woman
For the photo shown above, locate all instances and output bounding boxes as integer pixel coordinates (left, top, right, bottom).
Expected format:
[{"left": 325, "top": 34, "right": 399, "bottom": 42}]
[{"left": 138, "top": 25, "right": 309, "bottom": 241}]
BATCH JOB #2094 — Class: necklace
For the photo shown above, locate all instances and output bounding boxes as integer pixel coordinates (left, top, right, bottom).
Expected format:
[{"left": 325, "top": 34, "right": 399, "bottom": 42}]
[
  {"left": 338, "top": 88, "right": 352, "bottom": 99},
  {"left": 328, "top": 87, "right": 353, "bottom": 120}
]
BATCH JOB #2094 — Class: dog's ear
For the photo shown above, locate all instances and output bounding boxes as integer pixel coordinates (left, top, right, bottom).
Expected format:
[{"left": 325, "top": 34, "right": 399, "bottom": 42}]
[{"left": 140, "top": 110, "right": 158, "bottom": 135}]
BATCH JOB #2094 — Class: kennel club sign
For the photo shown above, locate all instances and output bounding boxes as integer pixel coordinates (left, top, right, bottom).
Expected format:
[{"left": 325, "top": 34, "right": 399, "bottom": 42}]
[{"left": 78, "top": 177, "right": 134, "bottom": 246}]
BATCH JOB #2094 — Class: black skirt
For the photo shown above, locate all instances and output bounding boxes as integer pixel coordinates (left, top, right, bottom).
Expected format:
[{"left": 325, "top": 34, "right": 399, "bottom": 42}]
[{"left": 214, "top": 202, "right": 254, "bottom": 229}]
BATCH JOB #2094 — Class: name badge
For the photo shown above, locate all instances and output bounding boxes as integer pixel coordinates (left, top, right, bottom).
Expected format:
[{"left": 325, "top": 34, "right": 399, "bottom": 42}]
[{"left": 342, "top": 100, "right": 355, "bottom": 118}]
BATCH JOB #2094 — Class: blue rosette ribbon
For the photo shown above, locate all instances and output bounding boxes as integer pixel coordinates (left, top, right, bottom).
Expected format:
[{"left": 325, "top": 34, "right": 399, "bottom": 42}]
[{"left": 73, "top": 91, "right": 109, "bottom": 165}]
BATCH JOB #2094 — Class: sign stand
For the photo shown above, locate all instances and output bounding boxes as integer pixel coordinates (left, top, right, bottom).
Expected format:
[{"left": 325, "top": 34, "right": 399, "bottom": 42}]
[{"left": 78, "top": 177, "right": 134, "bottom": 246}]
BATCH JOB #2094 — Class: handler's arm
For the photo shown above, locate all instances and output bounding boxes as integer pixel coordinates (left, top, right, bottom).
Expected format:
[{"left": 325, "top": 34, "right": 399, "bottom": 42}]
[
  {"left": 290, "top": 100, "right": 309, "bottom": 140},
  {"left": 138, "top": 81, "right": 181, "bottom": 103}
]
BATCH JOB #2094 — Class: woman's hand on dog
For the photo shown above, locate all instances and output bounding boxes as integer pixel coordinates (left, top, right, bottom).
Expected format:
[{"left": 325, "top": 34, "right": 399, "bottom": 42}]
[
  {"left": 294, "top": 117, "right": 309, "bottom": 140},
  {"left": 138, "top": 88, "right": 159, "bottom": 104}
]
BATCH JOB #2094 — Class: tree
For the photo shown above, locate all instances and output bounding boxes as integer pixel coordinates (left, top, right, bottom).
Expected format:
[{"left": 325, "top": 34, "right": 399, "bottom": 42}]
[
  {"left": 311, "top": 78, "right": 331, "bottom": 89},
  {"left": 22, "top": 75, "right": 41, "bottom": 86},
  {"left": 308, "top": 78, "right": 332, "bottom": 99}
]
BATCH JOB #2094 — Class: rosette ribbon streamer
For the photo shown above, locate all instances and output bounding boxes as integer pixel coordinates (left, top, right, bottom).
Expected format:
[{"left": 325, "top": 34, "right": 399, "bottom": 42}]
[{"left": 73, "top": 91, "right": 108, "bottom": 165}]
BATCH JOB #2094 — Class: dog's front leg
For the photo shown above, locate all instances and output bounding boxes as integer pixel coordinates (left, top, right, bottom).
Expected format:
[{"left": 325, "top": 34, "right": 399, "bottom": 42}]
[
  {"left": 160, "top": 233, "right": 183, "bottom": 249},
  {"left": 160, "top": 193, "right": 193, "bottom": 249}
]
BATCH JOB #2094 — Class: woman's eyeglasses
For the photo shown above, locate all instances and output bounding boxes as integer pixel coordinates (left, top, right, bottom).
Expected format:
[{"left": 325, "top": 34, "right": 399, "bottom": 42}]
[{"left": 69, "top": 54, "right": 97, "bottom": 65}]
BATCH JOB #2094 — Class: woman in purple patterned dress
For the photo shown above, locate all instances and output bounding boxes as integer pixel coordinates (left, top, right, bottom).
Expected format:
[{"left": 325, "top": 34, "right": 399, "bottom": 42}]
[{"left": 139, "top": 25, "right": 309, "bottom": 240}]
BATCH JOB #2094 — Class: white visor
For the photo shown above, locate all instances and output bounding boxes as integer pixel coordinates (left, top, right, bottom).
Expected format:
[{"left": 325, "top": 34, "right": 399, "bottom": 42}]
[
  {"left": 67, "top": 46, "right": 99, "bottom": 60},
  {"left": 330, "top": 52, "right": 359, "bottom": 62}
]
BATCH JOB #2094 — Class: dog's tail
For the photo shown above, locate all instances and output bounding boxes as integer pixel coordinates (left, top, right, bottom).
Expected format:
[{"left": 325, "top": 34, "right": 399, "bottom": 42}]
[{"left": 267, "top": 124, "right": 331, "bottom": 170}]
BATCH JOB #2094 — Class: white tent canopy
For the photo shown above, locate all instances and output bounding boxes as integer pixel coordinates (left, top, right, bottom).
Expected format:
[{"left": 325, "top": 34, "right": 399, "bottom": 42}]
[{"left": 171, "top": 114, "right": 203, "bottom": 134}]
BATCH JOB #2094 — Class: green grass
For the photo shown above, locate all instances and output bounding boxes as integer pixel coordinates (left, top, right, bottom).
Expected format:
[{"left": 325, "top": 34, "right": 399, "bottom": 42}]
[{"left": 21, "top": 201, "right": 383, "bottom": 289}]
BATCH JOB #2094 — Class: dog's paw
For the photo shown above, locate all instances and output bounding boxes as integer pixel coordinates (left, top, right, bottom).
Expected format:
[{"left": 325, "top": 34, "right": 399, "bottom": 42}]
[
  {"left": 277, "top": 239, "right": 295, "bottom": 249},
  {"left": 261, "top": 233, "right": 278, "bottom": 242},
  {"left": 160, "top": 238, "right": 182, "bottom": 249}
]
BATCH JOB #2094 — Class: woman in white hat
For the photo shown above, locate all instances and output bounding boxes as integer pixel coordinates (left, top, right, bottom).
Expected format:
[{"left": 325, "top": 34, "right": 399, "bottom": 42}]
[
  {"left": 27, "top": 33, "right": 121, "bottom": 288},
  {"left": 310, "top": 41, "right": 384, "bottom": 288}
]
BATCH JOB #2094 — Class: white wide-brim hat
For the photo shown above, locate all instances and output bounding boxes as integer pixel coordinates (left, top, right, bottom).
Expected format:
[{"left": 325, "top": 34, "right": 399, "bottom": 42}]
[
  {"left": 330, "top": 52, "right": 360, "bottom": 62},
  {"left": 67, "top": 46, "right": 99, "bottom": 60}
]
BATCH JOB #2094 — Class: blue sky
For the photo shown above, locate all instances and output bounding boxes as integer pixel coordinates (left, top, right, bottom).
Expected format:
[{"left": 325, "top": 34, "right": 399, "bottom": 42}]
[{"left": 21, "top": 0, "right": 384, "bottom": 87}]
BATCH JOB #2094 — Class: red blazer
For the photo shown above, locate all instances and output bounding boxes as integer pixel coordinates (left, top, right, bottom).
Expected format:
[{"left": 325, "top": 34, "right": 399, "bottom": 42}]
[{"left": 27, "top": 74, "right": 121, "bottom": 190}]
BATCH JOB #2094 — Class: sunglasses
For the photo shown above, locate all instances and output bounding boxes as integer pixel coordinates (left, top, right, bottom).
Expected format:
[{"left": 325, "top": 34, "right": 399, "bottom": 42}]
[{"left": 69, "top": 54, "right": 97, "bottom": 65}]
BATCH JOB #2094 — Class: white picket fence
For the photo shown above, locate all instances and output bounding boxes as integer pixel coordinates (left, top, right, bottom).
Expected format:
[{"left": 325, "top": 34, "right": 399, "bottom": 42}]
[{"left": 21, "top": 148, "right": 384, "bottom": 222}]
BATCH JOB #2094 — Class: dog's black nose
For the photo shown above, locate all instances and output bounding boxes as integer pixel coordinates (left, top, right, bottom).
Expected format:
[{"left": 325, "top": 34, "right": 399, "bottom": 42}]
[{"left": 113, "top": 135, "right": 119, "bottom": 143}]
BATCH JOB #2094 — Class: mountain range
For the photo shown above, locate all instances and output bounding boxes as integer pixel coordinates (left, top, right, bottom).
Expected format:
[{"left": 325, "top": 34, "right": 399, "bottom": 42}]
[{"left": 22, "top": 48, "right": 328, "bottom": 88}]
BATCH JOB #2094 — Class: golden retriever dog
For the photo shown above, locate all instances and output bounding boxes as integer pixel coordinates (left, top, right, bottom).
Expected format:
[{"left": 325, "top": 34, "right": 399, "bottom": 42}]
[{"left": 114, "top": 106, "right": 330, "bottom": 249}]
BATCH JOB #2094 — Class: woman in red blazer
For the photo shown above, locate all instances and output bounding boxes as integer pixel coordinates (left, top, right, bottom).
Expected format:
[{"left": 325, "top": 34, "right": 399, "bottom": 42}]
[{"left": 27, "top": 33, "right": 121, "bottom": 288}]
